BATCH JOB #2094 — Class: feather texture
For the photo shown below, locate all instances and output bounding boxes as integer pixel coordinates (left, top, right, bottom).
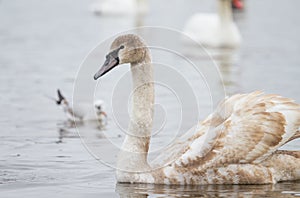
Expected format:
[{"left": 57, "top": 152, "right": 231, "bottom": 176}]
[{"left": 149, "top": 91, "right": 300, "bottom": 184}]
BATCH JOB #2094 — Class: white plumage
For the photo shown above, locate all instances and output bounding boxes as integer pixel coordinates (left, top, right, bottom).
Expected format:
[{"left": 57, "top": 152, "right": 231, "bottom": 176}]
[
  {"left": 183, "top": 0, "right": 241, "bottom": 48},
  {"left": 90, "top": 0, "right": 148, "bottom": 16}
]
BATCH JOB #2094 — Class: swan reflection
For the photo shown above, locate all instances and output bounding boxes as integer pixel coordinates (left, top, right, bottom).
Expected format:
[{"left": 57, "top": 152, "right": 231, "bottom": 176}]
[{"left": 116, "top": 182, "right": 300, "bottom": 198}]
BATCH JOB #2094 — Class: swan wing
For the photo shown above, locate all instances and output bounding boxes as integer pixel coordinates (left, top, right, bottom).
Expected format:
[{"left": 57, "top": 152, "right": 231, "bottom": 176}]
[
  {"left": 171, "top": 91, "right": 300, "bottom": 169},
  {"left": 151, "top": 124, "right": 207, "bottom": 167}
]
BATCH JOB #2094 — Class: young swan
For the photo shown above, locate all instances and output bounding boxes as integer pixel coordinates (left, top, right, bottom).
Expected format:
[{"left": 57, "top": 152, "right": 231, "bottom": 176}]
[{"left": 94, "top": 34, "right": 300, "bottom": 185}]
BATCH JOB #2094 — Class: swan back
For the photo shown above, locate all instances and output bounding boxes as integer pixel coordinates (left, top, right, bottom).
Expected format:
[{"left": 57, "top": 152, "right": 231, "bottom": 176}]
[
  {"left": 159, "top": 92, "right": 300, "bottom": 168},
  {"left": 151, "top": 92, "right": 300, "bottom": 184}
]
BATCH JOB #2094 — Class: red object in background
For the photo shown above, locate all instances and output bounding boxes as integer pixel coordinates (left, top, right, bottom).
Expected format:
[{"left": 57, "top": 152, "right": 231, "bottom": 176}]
[{"left": 232, "top": 0, "right": 244, "bottom": 10}]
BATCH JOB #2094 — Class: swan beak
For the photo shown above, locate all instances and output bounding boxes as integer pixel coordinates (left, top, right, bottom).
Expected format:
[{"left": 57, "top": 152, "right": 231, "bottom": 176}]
[{"left": 94, "top": 55, "right": 119, "bottom": 80}]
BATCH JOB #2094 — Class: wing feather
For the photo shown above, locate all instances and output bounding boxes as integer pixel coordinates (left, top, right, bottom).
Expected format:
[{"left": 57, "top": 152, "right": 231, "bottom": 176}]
[{"left": 174, "top": 92, "right": 300, "bottom": 169}]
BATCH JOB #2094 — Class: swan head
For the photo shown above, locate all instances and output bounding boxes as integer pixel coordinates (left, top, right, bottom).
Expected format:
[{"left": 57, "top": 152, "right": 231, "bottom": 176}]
[{"left": 94, "top": 34, "right": 148, "bottom": 80}]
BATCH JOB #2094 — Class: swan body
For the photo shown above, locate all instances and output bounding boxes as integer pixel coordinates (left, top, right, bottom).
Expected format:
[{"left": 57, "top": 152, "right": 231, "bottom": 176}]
[
  {"left": 56, "top": 89, "right": 107, "bottom": 122},
  {"left": 183, "top": 0, "right": 241, "bottom": 48},
  {"left": 90, "top": 0, "right": 147, "bottom": 16},
  {"left": 94, "top": 34, "right": 300, "bottom": 185}
]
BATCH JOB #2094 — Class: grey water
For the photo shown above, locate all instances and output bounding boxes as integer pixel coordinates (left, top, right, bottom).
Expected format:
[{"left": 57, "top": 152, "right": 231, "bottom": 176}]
[{"left": 0, "top": 0, "right": 300, "bottom": 197}]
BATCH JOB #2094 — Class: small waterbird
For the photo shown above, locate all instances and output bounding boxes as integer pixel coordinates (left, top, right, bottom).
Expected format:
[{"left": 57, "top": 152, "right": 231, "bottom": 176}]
[{"left": 55, "top": 89, "right": 107, "bottom": 123}]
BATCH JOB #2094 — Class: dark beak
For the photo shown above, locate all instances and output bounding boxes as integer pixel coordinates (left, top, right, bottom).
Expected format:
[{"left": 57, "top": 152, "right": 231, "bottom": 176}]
[
  {"left": 94, "top": 55, "right": 119, "bottom": 80},
  {"left": 56, "top": 89, "right": 65, "bottom": 105}
]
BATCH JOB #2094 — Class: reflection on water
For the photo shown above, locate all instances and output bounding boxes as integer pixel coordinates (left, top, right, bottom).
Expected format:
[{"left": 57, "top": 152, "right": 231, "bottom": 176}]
[
  {"left": 116, "top": 182, "right": 300, "bottom": 198},
  {"left": 182, "top": 43, "right": 241, "bottom": 104},
  {"left": 215, "top": 48, "right": 241, "bottom": 96},
  {"left": 56, "top": 118, "right": 107, "bottom": 144}
]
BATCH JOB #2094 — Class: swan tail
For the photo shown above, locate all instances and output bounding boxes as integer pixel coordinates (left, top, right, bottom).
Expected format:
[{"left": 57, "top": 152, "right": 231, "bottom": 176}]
[{"left": 262, "top": 150, "right": 300, "bottom": 182}]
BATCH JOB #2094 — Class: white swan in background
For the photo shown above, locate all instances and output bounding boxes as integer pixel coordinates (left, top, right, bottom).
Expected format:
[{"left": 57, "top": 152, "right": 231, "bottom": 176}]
[
  {"left": 94, "top": 34, "right": 300, "bottom": 185},
  {"left": 90, "top": 0, "right": 148, "bottom": 16},
  {"left": 55, "top": 89, "right": 107, "bottom": 123},
  {"left": 183, "top": 0, "right": 241, "bottom": 48}
]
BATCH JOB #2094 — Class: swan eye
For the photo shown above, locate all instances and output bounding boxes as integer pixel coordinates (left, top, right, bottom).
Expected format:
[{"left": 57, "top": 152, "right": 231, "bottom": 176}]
[{"left": 120, "top": 45, "right": 124, "bottom": 49}]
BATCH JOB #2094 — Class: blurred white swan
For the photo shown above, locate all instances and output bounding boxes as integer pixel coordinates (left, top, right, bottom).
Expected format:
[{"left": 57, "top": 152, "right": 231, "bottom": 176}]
[
  {"left": 183, "top": 0, "right": 241, "bottom": 48},
  {"left": 55, "top": 89, "right": 107, "bottom": 123},
  {"left": 90, "top": 0, "right": 148, "bottom": 16}
]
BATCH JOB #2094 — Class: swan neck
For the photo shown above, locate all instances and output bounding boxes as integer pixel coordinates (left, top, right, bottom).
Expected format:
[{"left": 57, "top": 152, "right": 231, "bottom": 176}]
[
  {"left": 218, "top": 0, "right": 233, "bottom": 24},
  {"left": 117, "top": 49, "right": 154, "bottom": 173}
]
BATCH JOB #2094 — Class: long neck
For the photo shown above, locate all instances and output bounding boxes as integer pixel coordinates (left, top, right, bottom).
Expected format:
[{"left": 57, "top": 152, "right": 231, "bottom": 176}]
[
  {"left": 117, "top": 50, "right": 154, "bottom": 173},
  {"left": 218, "top": 0, "right": 233, "bottom": 24}
]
